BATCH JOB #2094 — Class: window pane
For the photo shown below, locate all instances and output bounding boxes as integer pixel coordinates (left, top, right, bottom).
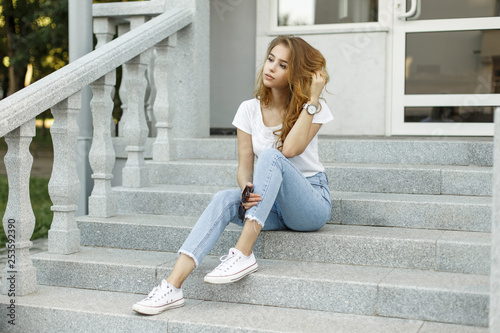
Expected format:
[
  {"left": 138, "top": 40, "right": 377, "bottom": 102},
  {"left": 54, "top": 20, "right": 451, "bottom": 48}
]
[
  {"left": 278, "top": 0, "right": 378, "bottom": 26},
  {"left": 407, "top": 0, "right": 500, "bottom": 20},
  {"left": 405, "top": 30, "right": 500, "bottom": 94},
  {"left": 404, "top": 106, "right": 494, "bottom": 123}
]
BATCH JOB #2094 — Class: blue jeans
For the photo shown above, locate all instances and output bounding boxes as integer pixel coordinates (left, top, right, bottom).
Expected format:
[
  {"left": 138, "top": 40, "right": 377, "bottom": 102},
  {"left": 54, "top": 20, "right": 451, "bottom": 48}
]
[{"left": 178, "top": 149, "right": 332, "bottom": 267}]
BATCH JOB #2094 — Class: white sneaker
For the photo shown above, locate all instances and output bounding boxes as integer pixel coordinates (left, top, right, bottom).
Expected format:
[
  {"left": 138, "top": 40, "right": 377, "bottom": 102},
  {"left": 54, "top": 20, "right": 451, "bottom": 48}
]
[
  {"left": 204, "top": 248, "right": 258, "bottom": 284},
  {"left": 132, "top": 279, "right": 184, "bottom": 315}
]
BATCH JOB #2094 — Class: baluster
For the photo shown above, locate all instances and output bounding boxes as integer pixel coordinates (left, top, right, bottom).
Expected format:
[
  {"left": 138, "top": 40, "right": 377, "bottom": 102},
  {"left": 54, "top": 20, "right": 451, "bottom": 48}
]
[
  {"left": 88, "top": 71, "right": 117, "bottom": 217},
  {"left": 47, "top": 93, "right": 82, "bottom": 254},
  {"left": 88, "top": 17, "right": 117, "bottom": 217},
  {"left": 122, "top": 16, "right": 149, "bottom": 187},
  {"left": 117, "top": 23, "right": 130, "bottom": 137},
  {"left": 153, "top": 33, "right": 177, "bottom": 162},
  {"left": 1, "top": 119, "right": 37, "bottom": 296}
]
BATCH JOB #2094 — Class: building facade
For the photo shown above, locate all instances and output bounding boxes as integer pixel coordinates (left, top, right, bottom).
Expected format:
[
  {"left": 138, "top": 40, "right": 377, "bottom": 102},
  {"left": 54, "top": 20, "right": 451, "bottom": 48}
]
[{"left": 210, "top": 0, "right": 500, "bottom": 136}]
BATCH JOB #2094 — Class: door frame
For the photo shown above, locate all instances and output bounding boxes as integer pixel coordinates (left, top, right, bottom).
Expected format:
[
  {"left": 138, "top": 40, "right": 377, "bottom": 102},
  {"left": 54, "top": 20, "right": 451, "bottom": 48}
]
[{"left": 390, "top": 0, "right": 500, "bottom": 136}]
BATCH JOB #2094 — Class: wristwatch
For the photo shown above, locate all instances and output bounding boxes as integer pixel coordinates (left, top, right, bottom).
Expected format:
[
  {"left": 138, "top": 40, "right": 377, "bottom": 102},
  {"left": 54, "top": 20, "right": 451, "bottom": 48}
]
[{"left": 303, "top": 103, "right": 318, "bottom": 115}]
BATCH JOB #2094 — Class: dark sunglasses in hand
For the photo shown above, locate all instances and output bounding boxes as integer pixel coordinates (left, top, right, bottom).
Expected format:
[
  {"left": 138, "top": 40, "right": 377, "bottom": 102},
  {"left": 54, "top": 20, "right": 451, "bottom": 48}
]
[{"left": 238, "top": 185, "right": 254, "bottom": 221}]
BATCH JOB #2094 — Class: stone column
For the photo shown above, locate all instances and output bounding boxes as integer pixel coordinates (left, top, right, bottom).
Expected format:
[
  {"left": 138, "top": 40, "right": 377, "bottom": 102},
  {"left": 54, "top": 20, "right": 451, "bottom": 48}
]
[
  {"left": 1, "top": 119, "right": 37, "bottom": 296},
  {"left": 490, "top": 106, "right": 500, "bottom": 332},
  {"left": 48, "top": 93, "right": 82, "bottom": 254},
  {"left": 152, "top": 33, "right": 177, "bottom": 162},
  {"left": 165, "top": 0, "right": 210, "bottom": 139},
  {"left": 69, "top": 0, "right": 93, "bottom": 217},
  {"left": 121, "top": 16, "right": 150, "bottom": 188}
]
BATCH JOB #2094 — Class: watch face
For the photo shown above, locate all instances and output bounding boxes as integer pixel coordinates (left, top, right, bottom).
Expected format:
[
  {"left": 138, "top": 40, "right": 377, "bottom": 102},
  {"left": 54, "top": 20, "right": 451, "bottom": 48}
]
[{"left": 307, "top": 104, "right": 317, "bottom": 115}]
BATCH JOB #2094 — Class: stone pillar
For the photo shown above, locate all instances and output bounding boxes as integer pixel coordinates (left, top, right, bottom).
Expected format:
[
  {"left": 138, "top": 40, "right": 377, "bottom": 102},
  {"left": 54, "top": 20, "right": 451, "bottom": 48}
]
[
  {"left": 490, "top": 106, "right": 500, "bottom": 332},
  {"left": 121, "top": 16, "right": 150, "bottom": 188},
  {"left": 1, "top": 119, "right": 37, "bottom": 296},
  {"left": 69, "top": 0, "right": 93, "bottom": 217},
  {"left": 152, "top": 33, "right": 177, "bottom": 162},
  {"left": 165, "top": 0, "right": 210, "bottom": 138},
  {"left": 48, "top": 93, "right": 82, "bottom": 254}
]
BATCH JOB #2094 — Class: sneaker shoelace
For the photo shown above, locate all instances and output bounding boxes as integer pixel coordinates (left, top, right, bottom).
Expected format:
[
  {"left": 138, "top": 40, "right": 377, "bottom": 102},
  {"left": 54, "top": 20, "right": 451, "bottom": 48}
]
[
  {"left": 214, "top": 250, "right": 241, "bottom": 273},
  {"left": 145, "top": 283, "right": 172, "bottom": 303}
]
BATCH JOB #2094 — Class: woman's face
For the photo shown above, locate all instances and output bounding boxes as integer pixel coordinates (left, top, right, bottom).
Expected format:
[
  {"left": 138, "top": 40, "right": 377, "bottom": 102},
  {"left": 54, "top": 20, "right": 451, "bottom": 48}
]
[{"left": 263, "top": 43, "right": 290, "bottom": 90}]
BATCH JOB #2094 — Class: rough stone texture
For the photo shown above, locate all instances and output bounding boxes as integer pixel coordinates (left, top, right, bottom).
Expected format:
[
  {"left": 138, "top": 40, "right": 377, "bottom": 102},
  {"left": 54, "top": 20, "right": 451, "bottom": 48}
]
[
  {"left": 174, "top": 138, "right": 238, "bottom": 160},
  {"left": 336, "top": 191, "right": 492, "bottom": 232},
  {"left": 263, "top": 224, "right": 440, "bottom": 270},
  {"left": 379, "top": 269, "right": 489, "bottom": 327},
  {"left": 121, "top": 17, "right": 150, "bottom": 188},
  {"left": 326, "top": 163, "right": 442, "bottom": 194},
  {"left": 437, "top": 231, "right": 491, "bottom": 275},
  {"left": 149, "top": 159, "right": 238, "bottom": 186},
  {"left": 113, "top": 184, "right": 221, "bottom": 216},
  {"left": 441, "top": 166, "right": 492, "bottom": 196},
  {"left": 490, "top": 107, "right": 500, "bottom": 332},
  {"left": 161, "top": 257, "right": 390, "bottom": 315},
  {"left": 5, "top": 285, "right": 485, "bottom": 333},
  {"left": 48, "top": 94, "right": 81, "bottom": 255},
  {"left": 165, "top": 0, "right": 210, "bottom": 139},
  {"left": 88, "top": 71, "right": 117, "bottom": 217},
  {"left": 419, "top": 322, "right": 488, "bottom": 333},
  {"left": 168, "top": 300, "right": 423, "bottom": 333},
  {"left": 469, "top": 141, "right": 493, "bottom": 167},
  {"left": 1, "top": 119, "right": 38, "bottom": 296},
  {"left": 32, "top": 247, "right": 177, "bottom": 294},
  {"left": 318, "top": 137, "right": 493, "bottom": 166},
  {"left": 152, "top": 34, "right": 177, "bottom": 162},
  {"left": 77, "top": 214, "right": 265, "bottom": 258},
  {"left": 76, "top": 215, "right": 490, "bottom": 274}
]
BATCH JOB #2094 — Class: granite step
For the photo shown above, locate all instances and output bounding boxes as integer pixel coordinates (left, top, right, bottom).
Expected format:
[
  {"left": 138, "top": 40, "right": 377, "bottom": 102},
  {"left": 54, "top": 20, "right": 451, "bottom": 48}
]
[
  {"left": 30, "top": 246, "right": 489, "bottom": 327},
  {"left": 114, "top": 136, "right": 493, "bottom": 166},
  {"left": 112, "top": 184, "right": 492, "bottom": 232},
  {"left": 0, "top": 284, "right": 488, "bottom": 333},
  {"left": 76, "top": 214, "right": 490, "bottom": 274},
  {"left": 148, "top": 159, "right": 492, "bottom": 196}
]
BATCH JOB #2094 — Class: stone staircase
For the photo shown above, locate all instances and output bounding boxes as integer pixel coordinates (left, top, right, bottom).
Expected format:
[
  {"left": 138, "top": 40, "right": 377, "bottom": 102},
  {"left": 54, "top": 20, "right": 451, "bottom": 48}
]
[{"left": 3, "top": 136, "right": 493, "bottom": 332}]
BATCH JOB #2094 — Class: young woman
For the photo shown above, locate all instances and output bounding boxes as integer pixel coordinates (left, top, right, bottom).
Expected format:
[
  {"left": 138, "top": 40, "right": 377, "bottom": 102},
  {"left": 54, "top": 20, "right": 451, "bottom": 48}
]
[{"left": 133, "top": 35, "right": 333, "bottom": 315}]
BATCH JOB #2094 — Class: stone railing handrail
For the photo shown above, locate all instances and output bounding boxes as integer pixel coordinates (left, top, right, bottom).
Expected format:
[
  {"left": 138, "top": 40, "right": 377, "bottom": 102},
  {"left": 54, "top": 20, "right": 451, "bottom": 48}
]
[
  {"left": 0, "top": 7, "right": 192, "bottom": 138},
  {"left": 93, "top": 0, "right": 167, "bottom": 18},
  {"left": 0, "top": 5, "right": 194, "bottom": 298}
]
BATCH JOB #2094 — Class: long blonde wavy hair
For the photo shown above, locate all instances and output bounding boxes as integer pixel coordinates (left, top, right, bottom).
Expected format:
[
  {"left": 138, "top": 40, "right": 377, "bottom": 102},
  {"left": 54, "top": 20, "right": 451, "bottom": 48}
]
[{"left": 254, "top": 35, "right": 329, "bottom": 151}]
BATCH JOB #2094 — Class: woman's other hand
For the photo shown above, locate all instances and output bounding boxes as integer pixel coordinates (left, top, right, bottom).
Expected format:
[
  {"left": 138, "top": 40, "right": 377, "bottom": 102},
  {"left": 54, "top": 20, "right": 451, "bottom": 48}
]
[
  {"left": 309, "top": 70, "right": 326, "bottom": 102},
  {"left": 242, "top": 182, "right": 262, "bottom": 210}
]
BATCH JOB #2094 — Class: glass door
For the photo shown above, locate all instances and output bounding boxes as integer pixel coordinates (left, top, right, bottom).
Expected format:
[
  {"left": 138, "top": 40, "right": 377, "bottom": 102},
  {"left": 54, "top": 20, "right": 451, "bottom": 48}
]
[{"left": 391, "top": 0, "right": 500, "bottom": 135}]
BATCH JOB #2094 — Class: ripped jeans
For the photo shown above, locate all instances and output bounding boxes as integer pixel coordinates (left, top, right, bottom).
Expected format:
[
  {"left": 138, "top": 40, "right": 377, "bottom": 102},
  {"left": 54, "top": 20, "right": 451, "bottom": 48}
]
[{"left": 178, "top": 148, "right": 332, "bottom": 268}]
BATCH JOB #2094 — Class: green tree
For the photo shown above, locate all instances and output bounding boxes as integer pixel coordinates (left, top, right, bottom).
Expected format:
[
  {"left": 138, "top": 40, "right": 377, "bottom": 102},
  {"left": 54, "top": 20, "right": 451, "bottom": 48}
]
[
  {"left": 0, "top": 0, "right": 146, "bottom": 98},
  {"left": 0, "top": 0, "right": 68, "bottom": 97}
]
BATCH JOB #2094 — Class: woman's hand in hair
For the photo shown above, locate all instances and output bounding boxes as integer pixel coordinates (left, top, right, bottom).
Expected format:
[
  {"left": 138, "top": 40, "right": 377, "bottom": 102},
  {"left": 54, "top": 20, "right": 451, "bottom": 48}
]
[
  {"left": 241, "top": 182, "right": 262, "bottom": 210},
  {"left": 309, "top": 70, "right": 326, "bottom": 103}
]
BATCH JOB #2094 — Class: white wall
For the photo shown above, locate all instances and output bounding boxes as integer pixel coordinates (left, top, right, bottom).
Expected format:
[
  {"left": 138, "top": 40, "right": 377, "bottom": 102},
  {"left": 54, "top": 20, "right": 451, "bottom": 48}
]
[
  {"left": 210, "top": 0, "right": 257, "bottom": 130},
  {"left": 256, "top": 1, "right": 388, "bottom": 136}
]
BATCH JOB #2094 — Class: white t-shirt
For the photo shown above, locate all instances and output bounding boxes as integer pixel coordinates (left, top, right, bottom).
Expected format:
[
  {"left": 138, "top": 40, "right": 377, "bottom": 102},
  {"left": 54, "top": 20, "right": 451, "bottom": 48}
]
[{"left": 232, "top": 98, "right": 334, "bottom": 177}]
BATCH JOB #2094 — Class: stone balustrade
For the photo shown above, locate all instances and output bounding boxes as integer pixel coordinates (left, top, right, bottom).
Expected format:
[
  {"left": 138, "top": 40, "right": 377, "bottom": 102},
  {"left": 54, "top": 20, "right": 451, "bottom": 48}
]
[{"left": 0, "top": 4, "right": 196, "bottom": 296}]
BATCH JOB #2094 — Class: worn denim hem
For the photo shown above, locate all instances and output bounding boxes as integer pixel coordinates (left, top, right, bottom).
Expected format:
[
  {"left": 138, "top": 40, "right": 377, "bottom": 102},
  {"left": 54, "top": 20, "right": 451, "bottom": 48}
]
[
  {"left": 178, "top": 249, "right": 199, "bottom": 269},
  {"left": 244, "top": 215, "right": 265, "bottom": 228}
]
